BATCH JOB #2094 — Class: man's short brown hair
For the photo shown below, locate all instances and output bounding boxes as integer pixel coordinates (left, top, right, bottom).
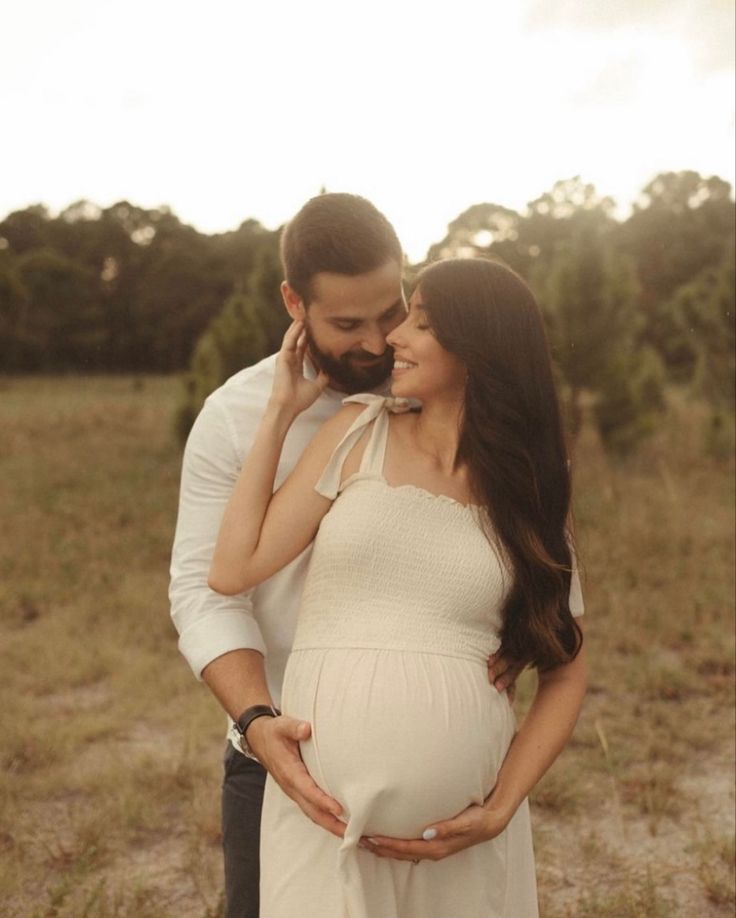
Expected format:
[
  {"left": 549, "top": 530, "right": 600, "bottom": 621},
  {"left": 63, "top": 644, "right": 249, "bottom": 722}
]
[{"left": 280, "top": 193, "right": 402, "bottom": 304}]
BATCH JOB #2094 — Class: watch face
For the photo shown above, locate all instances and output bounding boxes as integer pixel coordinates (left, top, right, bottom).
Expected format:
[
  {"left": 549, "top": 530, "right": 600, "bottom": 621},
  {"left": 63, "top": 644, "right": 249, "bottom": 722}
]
[{"left": 238, "top": 735, "right": 259, "bottom": 761}]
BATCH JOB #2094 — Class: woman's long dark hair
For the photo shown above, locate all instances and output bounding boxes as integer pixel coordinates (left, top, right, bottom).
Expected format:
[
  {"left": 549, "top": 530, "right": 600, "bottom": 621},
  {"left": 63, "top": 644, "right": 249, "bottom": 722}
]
[{"left": 418, "top": 258, "right": 582, "bottom": 670}]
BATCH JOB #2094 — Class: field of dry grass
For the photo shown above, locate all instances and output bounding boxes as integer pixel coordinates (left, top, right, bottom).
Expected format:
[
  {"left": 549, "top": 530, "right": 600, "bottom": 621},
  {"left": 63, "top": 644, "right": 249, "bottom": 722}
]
[{"left": 1, "top": 375, "right": 733, "bottom": 917}]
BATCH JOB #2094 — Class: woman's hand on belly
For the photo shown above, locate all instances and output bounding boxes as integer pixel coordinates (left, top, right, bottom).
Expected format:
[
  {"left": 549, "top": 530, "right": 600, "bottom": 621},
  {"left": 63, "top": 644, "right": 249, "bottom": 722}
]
[
  {"left": 359, "top": 795, "right": 510, "bottom": 863},
  {"left": 361, "top": 639, "right": 589, "bottom": 862}
]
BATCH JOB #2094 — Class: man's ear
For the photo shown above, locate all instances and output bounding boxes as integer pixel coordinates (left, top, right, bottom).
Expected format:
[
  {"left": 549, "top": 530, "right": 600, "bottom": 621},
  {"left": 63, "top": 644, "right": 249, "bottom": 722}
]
[{"left": 281, "top": 281, "right": 306, "bottom": 321}]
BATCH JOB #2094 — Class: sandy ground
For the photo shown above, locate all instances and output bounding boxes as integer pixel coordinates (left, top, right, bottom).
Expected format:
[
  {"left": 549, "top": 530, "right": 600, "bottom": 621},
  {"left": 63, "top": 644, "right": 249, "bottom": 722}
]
[{"left": 536, "top": 752, "right": 735, "bottom": 916}]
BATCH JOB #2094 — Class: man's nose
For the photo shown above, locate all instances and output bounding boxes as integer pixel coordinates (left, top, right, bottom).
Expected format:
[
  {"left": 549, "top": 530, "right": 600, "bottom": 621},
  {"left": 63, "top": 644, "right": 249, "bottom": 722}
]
[{"left": 361, "top": 331, "right": 388, "bottom": 356}]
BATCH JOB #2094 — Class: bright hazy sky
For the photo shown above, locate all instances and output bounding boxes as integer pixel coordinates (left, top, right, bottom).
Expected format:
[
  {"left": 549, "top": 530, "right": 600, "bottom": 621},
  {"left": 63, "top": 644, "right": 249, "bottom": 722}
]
[{"left": 2, "top": 0, "right": 734, "bottom": 261}]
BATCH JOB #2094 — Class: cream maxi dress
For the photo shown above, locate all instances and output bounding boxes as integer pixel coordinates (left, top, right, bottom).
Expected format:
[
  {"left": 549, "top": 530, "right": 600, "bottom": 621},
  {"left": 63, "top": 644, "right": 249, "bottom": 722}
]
[{"left": 259, "top": 394, "right": 583, "bottom": 918}]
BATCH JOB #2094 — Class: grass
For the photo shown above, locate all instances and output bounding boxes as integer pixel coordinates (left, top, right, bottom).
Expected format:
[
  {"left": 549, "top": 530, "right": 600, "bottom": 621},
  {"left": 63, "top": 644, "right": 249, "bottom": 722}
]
[
  {"left": 571, "top": 865, "right": 676, "bottom": 917},
  {"left": 528, "top": 391, "right": 735, "bottom": 916},
  {"left": 0, "top": 376, "right": 225, "bottom": 917},
  {"left": 1, "top": 376, "right": 734, "bottom": 916}
]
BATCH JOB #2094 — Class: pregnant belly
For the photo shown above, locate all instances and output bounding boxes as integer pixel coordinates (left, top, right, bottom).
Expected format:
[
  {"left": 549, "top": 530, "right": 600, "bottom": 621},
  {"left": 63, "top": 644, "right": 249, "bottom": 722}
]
[{"left": 281, "top": 648, "right": 516, "bottom": 839}]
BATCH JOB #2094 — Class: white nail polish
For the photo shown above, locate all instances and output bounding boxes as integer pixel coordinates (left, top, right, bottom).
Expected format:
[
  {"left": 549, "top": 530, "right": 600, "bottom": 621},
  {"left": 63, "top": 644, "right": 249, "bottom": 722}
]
[{"left": 422, "top": 829, "right": 437, "bottom": 841}]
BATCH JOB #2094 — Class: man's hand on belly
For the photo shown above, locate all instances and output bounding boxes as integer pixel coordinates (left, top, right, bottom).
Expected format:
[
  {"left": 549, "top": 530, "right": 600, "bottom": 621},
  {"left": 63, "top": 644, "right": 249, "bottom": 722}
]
[
  {"left": 359, "top": 799, "right": 509, "bottom": 863},
  {"left": 487, "top": 650, "right": 525, "bottom": 700},
  {"left": 248, "top": 715, "right": 346, "bottom": 838}
]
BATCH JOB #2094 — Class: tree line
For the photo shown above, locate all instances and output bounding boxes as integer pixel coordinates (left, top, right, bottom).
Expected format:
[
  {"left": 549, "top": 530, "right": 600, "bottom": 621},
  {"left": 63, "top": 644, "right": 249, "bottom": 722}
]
[
  {"left": 0, "top": 201, "right": 281, "bottom": 373},
  {"left": 1, "top": 171, "right": 733, "bottom": 454}
]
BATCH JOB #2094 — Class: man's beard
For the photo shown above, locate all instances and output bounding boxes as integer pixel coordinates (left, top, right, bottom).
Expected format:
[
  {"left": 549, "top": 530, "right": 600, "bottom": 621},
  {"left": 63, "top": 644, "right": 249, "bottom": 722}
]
[{"left": 304, "top": 322, "right": 394, "bottom": 394}]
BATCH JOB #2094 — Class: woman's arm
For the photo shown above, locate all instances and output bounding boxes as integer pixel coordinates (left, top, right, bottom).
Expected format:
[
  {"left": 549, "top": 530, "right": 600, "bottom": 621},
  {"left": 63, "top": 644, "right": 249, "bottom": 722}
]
[
  {"left": 481, "top": 634, "right": 587, "bottom": 827},
  {"left": 363, "top": 626, "right": 587, "bottom": 861},
  {"left": 207, "top": 321, "right": 360, "bottom": 595}
]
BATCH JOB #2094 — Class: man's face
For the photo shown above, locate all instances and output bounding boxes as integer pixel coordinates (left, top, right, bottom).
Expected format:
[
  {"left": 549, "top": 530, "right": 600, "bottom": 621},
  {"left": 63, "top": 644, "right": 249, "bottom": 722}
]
[{"left": 287, "top": 260, "right": 406, "bottom": 393}]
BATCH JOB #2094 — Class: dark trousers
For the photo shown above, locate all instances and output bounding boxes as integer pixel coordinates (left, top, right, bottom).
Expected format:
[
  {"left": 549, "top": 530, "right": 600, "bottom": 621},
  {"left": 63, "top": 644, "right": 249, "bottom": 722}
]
[{"left": 222, "top": 743, "right": 267, "bottom": 918}]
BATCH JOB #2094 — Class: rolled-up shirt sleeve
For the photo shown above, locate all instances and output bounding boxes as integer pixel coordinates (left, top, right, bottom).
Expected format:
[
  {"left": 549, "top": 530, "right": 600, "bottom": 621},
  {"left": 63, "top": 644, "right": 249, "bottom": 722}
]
[
  {"left": 569, "top": 564, "right": 584, "bottom": 617},
  {"left": 169, "top": 396, "right": 266, "bottom": 679},
  {"left": 568, "top": 536, "right": 585, "bottom": 618}
]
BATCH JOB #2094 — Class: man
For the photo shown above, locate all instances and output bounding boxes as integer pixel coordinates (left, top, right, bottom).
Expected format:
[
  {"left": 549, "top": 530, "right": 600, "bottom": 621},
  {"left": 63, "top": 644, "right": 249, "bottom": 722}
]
[{"left": 170, "top": 193, "right": 517, "bottom": 918}]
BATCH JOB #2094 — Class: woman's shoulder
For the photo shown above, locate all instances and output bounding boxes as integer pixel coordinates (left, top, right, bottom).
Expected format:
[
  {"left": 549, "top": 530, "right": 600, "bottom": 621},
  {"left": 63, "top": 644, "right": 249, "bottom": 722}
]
[
  {"left": 312, "top": 394, "right": 413, "bottom": 470},
  {"left": 310, "top": 401, "right": 366, "bottom": 453},
  {"left": 323, "top": 399, "right": 367, "bottom": 435}
]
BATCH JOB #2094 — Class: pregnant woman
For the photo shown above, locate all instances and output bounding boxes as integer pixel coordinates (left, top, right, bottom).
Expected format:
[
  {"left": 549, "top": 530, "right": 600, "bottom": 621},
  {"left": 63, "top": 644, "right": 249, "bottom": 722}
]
[{"left": 209, "top": 258, "right": 587, "bottom": 917}]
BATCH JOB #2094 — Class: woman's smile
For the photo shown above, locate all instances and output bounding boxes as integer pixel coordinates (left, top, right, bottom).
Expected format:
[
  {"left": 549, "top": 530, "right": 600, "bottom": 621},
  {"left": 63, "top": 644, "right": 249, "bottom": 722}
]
[{"left": 392, "top": 359, "right": 417, "bottom": 375}]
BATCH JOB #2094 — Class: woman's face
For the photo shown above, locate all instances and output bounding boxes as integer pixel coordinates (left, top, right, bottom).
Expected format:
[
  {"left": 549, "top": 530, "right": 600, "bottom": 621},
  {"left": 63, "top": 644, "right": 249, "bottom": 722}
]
[{"left": 386, "top": 288, "right": 466, "bottom": 402}]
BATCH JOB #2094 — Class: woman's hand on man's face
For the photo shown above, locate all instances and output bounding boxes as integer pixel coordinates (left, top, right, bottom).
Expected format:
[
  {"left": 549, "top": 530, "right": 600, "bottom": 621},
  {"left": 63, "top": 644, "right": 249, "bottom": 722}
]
[{"left": 270, "top": 320, "right": 329, "bottom": 417}]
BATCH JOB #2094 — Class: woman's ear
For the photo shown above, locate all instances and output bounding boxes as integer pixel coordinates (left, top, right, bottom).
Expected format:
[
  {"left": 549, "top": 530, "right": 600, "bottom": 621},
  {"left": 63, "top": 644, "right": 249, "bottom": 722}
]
[{"left": 281, "top": 281, "right": 306, "bottom": 321}]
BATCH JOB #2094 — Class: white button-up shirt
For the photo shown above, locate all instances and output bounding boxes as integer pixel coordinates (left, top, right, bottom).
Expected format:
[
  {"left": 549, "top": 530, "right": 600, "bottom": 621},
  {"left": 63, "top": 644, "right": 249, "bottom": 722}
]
[{"left": 169, "top": 353, "right": 387, "bottom": 706}]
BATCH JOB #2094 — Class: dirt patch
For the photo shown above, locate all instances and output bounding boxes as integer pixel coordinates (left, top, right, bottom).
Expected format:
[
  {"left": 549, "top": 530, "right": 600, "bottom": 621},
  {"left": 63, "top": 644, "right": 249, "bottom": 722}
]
[{"left": 535, "top": 752, "right": 735, "bottom": 916}]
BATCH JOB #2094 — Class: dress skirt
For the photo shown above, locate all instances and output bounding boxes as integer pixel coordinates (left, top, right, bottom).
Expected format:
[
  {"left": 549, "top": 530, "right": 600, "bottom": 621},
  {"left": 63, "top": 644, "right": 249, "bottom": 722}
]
[{"left": 259, "top": 647, "right": 539, "bottom": 918}]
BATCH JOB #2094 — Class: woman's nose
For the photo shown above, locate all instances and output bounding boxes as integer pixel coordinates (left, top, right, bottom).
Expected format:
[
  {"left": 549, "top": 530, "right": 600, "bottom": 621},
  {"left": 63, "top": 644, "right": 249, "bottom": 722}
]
[{"left": 386, "top": 319, "right": 407, "bottom": 349}]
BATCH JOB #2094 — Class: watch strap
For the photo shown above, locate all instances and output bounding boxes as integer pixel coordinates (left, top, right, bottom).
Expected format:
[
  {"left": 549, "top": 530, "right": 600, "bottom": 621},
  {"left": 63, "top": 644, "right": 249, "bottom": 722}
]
[{"left": 234, "top": 705, "right": 281, "bottom": 759}]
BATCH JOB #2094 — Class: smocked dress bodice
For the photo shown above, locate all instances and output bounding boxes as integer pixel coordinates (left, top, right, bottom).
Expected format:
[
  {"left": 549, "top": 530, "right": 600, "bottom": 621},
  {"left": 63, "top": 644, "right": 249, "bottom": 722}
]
[{"left": 292, "top": 394, "right": 511, "bottom": 662}]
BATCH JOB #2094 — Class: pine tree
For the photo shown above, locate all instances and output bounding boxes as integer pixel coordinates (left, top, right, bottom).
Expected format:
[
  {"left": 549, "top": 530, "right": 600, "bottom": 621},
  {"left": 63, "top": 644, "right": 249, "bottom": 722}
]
[
  {"left": 174, "top": 244, "right": 287, "bottom": 442},
  {"left": 536, "top": 224, "right": 665, "bottom": 455},
  {"left": 667, "top": 250, "right": 736, "bottom": 455}
]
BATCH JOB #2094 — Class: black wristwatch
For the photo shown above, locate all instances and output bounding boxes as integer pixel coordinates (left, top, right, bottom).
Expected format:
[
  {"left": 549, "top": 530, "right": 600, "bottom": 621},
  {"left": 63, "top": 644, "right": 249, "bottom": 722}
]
[{"left": 233, "top": 704, "right": 281, "bottom": 760}]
